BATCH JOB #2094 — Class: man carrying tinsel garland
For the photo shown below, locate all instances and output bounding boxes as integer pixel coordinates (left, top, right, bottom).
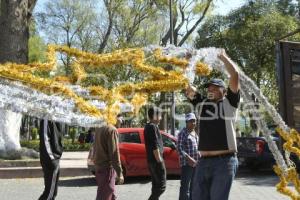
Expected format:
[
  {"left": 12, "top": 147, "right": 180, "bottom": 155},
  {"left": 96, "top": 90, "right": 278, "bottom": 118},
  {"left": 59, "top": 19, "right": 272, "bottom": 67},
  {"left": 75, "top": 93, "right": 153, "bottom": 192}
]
[
  {"left": 185, "top": 50, "right": 240, "bottom": 200},
  {"left": 38, "top": 119, "right": 63, "bottom": 200}
]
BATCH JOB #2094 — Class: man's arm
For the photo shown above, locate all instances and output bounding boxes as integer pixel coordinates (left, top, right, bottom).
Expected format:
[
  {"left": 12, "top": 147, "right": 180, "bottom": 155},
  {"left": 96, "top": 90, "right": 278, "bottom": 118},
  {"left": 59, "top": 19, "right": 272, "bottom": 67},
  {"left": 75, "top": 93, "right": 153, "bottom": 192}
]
[
  {"left": 108, "top": 126, "right": 124, "bottom": 184},
  {"left": 153, "top": 149, "right": 163, "bottom": 163},
  {"left": 218, "top": 50, "right": 240, "bottom": 93},
  {"left": 185, "top": 85, "right": 204, "bottom": 107},
  {"left": 177, "top": 131, "right": 196, "bottom": 167},
  {"left": 177, "top": 130, "right": 188, "bottom": 158},
  {"left": 149, "top": 125, "right": 163, "bottom": 163}
]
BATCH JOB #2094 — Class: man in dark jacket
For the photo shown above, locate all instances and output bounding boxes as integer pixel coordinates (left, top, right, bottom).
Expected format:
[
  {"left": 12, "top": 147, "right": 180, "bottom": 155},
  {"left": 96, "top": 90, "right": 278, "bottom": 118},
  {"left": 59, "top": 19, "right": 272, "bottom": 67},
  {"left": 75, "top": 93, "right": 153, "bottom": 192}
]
[{"left": 38, "top": 119, "right": 63, "bottom": 200}]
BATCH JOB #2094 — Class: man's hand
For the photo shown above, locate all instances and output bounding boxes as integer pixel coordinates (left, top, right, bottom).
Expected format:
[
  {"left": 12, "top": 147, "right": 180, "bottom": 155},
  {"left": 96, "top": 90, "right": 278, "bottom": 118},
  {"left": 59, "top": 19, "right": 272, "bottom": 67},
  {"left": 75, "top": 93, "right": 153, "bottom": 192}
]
[
  {"left": 186, "top": 156, "right": 197, "bottom": 167},
  {"left": 185, "top": 84, "right": 197, "bottom": 100},
  {"left": 153, "top": 149, "right": 163, "bottom": 163},
  {"left": 116, "top": 174, "right": 124, "bottom": 185},
  {"left": 218, "top": 49, "right": 239, "bottom": 93},
  {"left": 218, "top": 49, "right": 230, "bottom": 63}
]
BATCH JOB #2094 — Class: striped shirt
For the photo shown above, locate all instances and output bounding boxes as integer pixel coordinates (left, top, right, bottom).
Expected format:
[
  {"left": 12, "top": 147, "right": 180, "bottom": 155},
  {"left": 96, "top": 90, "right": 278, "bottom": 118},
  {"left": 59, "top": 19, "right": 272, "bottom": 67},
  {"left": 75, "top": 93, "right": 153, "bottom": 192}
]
[{"left": 177, "top": 128, "right": 199, "bottom": 167}]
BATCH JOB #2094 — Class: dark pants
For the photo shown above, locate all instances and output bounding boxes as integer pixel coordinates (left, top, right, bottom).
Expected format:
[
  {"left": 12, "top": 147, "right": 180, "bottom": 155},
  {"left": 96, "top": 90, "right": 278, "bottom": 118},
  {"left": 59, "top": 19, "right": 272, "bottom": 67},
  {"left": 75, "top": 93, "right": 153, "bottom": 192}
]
[
  {"left": 179, "top": 165, "right": 195, "bottom": 200},
  {"left": 38, "top": 158, "right": 60, "bottom": 200},
  {"left": 192, "top": 155, "right": 238, "bottom": 200},
  {"left": 148, "top": 162, "right": 167, "bottom": 200},
  {"left": 95, "top": 167, "right": 117, "bottom": 200}
]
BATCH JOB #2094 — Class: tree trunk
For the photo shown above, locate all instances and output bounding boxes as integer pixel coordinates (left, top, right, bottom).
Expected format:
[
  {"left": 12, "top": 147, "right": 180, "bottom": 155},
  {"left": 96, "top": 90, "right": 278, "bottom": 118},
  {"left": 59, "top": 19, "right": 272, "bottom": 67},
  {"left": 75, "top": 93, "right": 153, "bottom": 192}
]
[{"left": 0, "top": 0, "right": 37, "bottom": 158}]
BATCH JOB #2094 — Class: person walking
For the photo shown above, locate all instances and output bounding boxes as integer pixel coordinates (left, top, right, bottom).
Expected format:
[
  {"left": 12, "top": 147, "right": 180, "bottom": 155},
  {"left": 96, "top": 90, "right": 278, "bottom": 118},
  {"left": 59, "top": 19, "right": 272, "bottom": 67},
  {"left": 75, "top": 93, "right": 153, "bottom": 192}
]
[
  {"left": 93, "top": 117, "right": 124, "bottom": 200},
  {"left": 38, "top": 119, "right": 63, "bottom": 200},
  {"left": 144, "top": 107, "right": 166, "bottom": 200}
]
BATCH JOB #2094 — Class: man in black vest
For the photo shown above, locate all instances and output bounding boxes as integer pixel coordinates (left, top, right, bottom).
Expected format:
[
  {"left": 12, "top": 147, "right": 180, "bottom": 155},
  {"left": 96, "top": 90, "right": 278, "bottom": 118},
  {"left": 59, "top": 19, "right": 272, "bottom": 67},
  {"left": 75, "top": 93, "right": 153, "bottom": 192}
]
[{"left": 186, "top": 50, "right": 240, "bottom": 200}]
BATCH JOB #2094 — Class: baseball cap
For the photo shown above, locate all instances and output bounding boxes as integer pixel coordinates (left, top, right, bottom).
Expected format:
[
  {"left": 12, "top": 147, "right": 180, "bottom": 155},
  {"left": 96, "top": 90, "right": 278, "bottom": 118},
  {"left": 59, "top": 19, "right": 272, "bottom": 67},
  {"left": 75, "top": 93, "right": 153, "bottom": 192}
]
[
  {"left": 204, "top": 78, "right": 226, "bottom": 88},
  {"left": 185, "top": 113, "right": 196, "bottom": 121}
]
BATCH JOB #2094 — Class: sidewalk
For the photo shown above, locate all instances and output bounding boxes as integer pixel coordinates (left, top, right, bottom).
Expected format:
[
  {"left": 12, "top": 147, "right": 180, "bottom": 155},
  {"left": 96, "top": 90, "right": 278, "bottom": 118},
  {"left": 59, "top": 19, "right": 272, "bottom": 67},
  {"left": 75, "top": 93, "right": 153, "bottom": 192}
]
[{"left": 0, "top": 151, "right": 91, "bottom": 179}]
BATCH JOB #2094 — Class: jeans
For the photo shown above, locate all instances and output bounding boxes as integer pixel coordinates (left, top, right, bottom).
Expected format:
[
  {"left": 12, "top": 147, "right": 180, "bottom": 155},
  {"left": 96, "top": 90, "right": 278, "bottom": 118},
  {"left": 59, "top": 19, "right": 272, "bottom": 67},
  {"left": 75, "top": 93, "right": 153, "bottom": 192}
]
[
  {"left": 148, "top": 161, "right": 167, "bottom": 200},
  {"left": 179, "top": 165, "right": 195, "bottom": 200},
  {"left": 95, "top": 167, "right": 117, "bottom": 200},
  {"left": 192, "top": 155, "right": 238, "bottom": 200}
]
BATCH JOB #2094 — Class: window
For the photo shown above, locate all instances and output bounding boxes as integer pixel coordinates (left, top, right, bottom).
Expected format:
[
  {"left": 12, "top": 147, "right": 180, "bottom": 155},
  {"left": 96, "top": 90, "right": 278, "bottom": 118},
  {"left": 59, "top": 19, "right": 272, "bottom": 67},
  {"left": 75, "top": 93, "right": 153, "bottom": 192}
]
[
  {"left": 119, "top": 132, "right": 141, "bottom": 144},
  {"left": 162, "top": 134, "right": 176, "bottom": 148}
]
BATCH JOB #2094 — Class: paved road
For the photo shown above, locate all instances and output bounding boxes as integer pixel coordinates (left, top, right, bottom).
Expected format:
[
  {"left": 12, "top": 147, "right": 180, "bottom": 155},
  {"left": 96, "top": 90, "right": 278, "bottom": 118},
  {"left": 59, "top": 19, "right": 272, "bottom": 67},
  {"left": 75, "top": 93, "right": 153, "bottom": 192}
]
[{"left": 0, "top": 170, "right": 290, "bottom": 200}]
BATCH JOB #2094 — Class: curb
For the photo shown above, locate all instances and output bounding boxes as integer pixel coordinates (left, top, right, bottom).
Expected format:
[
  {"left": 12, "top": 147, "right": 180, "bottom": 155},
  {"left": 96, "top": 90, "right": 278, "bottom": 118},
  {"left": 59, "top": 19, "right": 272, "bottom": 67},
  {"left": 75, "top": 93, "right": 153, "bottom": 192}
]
[
  {"left": 0, "top": 166, "right": 92, "bottom": 179},
  {"left": 0, "top": 160, "right": 41, "bottom": 167},
  {"left": 0, "top": 152, "right": 92, "bottom": 179}
]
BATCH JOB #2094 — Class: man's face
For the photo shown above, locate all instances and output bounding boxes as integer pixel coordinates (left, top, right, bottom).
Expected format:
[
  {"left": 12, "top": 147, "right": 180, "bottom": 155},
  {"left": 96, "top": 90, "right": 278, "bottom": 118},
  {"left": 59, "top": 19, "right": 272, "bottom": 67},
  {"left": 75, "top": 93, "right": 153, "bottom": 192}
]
[
  {"left": 152, "top": 114, "right": 161, "bottom": 124},
  {"left": 207, "top": 84, "right": 226, "bottom": 101},
  {"left": 115, "top": 118, "right": 123, "bottom": 128},
  {"left": 186, "top": 119, "right": 196, "bottom": 130}
]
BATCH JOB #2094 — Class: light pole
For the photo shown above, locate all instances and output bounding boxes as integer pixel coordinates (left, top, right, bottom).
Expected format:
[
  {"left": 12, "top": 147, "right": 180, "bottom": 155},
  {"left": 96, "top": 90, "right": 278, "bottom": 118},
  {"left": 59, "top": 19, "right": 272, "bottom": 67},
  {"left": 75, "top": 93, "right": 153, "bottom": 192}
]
[{"left": 169, "top": 0, "right": 175, "bottom": 136}]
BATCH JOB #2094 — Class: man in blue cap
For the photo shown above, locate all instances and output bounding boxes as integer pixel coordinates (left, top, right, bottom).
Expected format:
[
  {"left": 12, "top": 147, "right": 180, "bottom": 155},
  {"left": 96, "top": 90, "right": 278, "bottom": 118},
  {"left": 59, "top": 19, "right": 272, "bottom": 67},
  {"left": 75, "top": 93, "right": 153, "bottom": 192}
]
[
  {"left": 177, "top": 112, "right": 199, "bottom": 200},
  {"left": 185, "top": 50, "right": 240, "bottom": 200}
]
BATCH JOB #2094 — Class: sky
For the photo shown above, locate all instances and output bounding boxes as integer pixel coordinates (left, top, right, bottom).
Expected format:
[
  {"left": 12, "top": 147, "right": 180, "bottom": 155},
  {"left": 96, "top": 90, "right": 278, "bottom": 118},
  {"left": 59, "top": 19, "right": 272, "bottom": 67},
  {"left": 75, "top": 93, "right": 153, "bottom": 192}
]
[{"left": 213, "top": 0, "right": 247, "bottom": 15}]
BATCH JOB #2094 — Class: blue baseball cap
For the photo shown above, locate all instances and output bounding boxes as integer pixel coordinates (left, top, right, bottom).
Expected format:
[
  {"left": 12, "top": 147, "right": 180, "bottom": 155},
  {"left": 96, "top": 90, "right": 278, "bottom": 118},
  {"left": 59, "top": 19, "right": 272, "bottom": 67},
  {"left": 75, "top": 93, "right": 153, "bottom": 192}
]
[
  {"left": 185, "top": 113, "right": 196, "bottom": 121},
  {"left": 204, "top": 78, "right": 226, "bottom": 88}
]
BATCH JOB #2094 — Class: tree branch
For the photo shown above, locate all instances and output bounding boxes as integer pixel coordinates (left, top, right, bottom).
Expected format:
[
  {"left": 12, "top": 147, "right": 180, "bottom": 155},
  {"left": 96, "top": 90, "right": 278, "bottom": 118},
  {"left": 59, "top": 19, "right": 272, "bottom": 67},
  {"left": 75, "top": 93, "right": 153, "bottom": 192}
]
[
  {"left": 178, "top": 0, "right": 212, "bottom": 46},
  {"left": 27, "top": 0, "right": 37, "bottom": 20},
  {"left": 28, "top": 0, "right": 37, "bottom": 13},
  {"left": 174, "top": 3, "right": 185, "bottom": 45},
  {"left": 98, "top": 0, "right": 115, "bottom": 53},
  {"left": 161, "top": 5, "right": 178, "bottom": 46}
]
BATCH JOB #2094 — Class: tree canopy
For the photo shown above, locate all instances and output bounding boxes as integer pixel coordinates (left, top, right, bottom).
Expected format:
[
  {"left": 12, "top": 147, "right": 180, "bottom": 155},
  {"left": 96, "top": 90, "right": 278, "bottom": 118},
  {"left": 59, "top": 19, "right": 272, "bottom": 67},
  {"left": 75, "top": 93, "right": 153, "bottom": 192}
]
[{"left": 195, "top": 0, "right": 300, "bottom": 106}]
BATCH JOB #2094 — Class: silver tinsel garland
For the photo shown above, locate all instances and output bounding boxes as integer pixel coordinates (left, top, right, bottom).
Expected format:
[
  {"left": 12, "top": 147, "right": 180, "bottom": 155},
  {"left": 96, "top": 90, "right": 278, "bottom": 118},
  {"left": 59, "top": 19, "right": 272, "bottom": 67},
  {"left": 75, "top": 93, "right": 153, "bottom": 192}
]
[{"left": 0, "top": 45, "right": 294, "bottom": 173}]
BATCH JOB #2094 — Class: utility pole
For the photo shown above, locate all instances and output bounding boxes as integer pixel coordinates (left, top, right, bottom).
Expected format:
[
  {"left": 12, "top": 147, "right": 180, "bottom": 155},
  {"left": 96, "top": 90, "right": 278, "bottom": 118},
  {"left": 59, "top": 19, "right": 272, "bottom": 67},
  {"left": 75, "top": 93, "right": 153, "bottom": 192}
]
[{"left": 169, "top": 0, "right": 176, "bottom": 135}]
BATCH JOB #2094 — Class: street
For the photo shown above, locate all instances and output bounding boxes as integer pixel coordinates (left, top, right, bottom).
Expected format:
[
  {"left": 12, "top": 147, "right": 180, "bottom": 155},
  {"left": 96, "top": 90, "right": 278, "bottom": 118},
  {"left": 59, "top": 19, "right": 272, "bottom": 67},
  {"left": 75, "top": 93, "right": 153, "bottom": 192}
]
[{"left": 0, "top": 169, "right": 290, "bottom": 200}]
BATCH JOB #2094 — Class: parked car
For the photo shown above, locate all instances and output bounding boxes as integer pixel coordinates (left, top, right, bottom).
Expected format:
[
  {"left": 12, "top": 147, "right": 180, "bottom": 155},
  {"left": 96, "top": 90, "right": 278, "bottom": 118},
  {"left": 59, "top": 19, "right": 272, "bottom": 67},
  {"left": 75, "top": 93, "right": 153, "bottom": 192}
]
[
  {"left": 237, "top": 136, "right": 277, "bottom": 170},
  {"left": 87, "top": 128, "right": 180, "bottom": 177}
]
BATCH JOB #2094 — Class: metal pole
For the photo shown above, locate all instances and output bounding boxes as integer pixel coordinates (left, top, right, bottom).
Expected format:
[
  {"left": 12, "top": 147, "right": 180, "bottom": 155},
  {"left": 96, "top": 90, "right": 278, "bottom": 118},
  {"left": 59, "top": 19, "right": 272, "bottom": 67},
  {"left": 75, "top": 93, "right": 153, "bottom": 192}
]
[
  {"left": 169, "top": 0, "right": 173, "bottom": 44},
  {"left": 169, "top": 0, "right": 175, "bottom": 135}
]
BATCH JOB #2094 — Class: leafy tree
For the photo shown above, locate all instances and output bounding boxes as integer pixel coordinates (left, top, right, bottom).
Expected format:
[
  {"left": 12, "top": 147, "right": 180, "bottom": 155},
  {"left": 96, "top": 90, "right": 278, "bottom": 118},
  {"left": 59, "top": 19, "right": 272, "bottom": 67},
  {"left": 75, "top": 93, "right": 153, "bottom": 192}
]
[
  {"left": 0, "top": 0, "right": 38, "bottom": 158},
  {"left": 155, "top": 0, "right": 214, "bottom": 46},
  {"left": 275, "top": 0, "right": 299, "bottom": 17},
  {"left": 29, "top": 19, "right": 46, "bottom": 62},
  {"left": 195, "top": 0, "right": 300, "bottom": 106}
]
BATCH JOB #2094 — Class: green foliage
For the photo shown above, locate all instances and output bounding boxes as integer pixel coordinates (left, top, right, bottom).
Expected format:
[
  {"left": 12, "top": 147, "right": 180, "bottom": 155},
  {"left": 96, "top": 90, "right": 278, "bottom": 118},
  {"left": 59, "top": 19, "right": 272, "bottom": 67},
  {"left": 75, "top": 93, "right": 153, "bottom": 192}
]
[
  {"left": 20, "top": 140, "right": 40, "bottom": 151},
  {"left": 275, "top": 0, "right": 299, "bottom": 16},
  {"left": 29, "top": 36, "right": 46, "bottom": 62},
  {"left": 195, "top": 0, "right": 300, "bottom": 106},
  {"left": 30, "top": 127, "right": 38, "bottom": 140},
  {"left": 29, "top": 18, "right": 47, "bottom": 63},
  {"left": 69, "top": 127, "right": 77, "bottom": 144},
  {"left": 20, "top": 139, "right": 92, "bottom": 152},
  {"left": 63, "top": 140, "right": 92, "bottom": 151}
]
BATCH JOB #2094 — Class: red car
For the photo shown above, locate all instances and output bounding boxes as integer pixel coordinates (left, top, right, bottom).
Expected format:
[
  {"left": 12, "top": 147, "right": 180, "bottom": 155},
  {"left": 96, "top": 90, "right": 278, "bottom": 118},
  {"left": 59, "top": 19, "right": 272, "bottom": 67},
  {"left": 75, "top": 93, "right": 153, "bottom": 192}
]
[{"left": 87, "top": 128, "right": 180, "bottom": 177}]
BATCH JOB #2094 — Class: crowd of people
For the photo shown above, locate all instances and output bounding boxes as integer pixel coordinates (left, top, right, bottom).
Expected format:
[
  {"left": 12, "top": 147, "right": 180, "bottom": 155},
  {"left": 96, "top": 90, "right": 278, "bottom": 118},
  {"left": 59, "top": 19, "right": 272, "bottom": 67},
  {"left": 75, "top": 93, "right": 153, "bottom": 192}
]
[{"left": 38, "top": 50, "right": 240, "bottom": 200}]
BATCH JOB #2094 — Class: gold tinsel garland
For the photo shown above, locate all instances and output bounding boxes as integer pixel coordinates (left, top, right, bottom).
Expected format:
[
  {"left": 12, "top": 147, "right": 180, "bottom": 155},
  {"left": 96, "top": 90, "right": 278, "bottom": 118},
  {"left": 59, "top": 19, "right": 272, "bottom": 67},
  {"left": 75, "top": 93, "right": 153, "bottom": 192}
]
[
  {"left": 0, "top": 45, "right": 211, "bottom": 124},
  {"left": 154, "top": 48, "right": 211, "bottom": 76},
  {"left": 273, "top": 128, "right": 300, "bottom": 199}
]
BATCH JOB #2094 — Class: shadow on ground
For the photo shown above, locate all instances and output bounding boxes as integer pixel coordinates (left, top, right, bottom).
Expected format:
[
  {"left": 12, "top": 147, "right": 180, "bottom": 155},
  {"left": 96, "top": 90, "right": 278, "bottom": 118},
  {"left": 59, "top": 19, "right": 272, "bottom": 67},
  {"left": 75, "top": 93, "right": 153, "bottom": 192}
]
[
  {"left": 58, "top": 168, "right": 280, "bottom": 188},
  {"left": 236, "top": 168, "right": 280, "bottom": 186},
  {"left": 59, "top": 176, "right": 96, "bottom": 187},
  {"left": 58, "top": 175, "right": 180, "bottom": 187}
]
